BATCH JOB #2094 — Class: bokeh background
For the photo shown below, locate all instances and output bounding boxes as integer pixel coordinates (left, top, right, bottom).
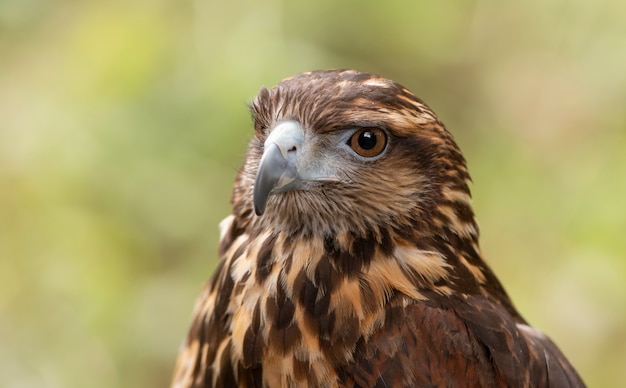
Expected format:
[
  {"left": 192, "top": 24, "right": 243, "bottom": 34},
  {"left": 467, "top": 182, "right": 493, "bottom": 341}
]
[{"left": 1, "top": 0, "right": 625, "bottom": 386}]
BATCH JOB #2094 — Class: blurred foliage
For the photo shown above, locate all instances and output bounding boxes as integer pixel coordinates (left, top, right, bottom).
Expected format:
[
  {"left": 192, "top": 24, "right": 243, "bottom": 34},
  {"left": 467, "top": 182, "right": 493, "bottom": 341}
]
[{"left": 1, "top": 0, "right": 625, "bottom": 386}]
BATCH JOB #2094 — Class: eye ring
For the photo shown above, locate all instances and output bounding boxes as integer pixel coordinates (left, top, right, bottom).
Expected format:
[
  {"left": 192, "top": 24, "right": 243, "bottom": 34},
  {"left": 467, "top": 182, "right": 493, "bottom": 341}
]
[{"left": 348, "top": 127, "right": 387, "bottom": 158}]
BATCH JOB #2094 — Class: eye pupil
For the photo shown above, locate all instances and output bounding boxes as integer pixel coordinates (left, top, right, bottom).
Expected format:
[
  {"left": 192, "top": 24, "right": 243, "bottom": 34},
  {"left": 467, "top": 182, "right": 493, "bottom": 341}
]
[{"left": 358, "top": 131, "right": 377, "bottom": 150}]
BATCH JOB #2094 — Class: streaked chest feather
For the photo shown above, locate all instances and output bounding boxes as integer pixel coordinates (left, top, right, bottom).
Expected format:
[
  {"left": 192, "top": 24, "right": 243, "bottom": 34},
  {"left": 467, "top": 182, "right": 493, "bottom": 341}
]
[{"left": 204, "top": 216, "right": 459, "bottom": 387}]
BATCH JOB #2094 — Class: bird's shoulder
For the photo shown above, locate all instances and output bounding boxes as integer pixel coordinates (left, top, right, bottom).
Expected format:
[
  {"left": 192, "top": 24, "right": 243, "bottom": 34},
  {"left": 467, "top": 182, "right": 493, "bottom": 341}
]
[{"left": 347, "top": 291, "right": 585, "bottom": 387}]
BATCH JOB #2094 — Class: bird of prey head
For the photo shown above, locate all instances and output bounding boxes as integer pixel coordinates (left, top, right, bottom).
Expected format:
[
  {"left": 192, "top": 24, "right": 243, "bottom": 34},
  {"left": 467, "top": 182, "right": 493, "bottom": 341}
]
[{"left": 172, "top": 70, "right": 584, "bottom": 387}]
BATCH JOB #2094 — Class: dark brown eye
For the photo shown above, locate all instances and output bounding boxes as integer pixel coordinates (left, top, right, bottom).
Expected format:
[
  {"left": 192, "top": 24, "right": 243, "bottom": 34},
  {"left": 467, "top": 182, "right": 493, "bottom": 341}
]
[{"left": 349, "top": 127, "right": 387, "bottom": 157}]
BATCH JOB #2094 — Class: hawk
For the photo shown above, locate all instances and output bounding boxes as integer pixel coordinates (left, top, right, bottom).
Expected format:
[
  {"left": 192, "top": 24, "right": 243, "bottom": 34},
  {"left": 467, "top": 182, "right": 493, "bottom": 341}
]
[{"left": 172, "top": 70, "right": 584, "bottom": 387}]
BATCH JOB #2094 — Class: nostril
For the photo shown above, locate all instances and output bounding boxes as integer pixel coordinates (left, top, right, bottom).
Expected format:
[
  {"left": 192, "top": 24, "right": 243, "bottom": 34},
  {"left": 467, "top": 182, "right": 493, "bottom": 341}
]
[{"left": 287, "top": 145, "right": 297, "bottom": 153}]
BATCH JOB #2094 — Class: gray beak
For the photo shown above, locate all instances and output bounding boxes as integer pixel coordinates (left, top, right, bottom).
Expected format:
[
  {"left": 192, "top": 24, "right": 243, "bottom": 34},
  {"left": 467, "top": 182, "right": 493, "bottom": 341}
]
[{"left": 253, "top": 121, "right": 304, "bottom": 215}]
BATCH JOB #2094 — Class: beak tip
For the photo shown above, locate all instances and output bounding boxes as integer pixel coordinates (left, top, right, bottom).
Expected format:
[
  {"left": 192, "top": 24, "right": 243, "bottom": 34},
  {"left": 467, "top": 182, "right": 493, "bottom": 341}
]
[{"left": 253, "top": 176, "right": 270, "bottom": 216}]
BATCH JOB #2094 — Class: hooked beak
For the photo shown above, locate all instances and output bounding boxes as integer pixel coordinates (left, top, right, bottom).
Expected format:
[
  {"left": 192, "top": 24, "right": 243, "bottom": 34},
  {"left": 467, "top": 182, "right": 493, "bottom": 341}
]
[{"left": 253, "top": 121, "right": 304, "bottom": 215}]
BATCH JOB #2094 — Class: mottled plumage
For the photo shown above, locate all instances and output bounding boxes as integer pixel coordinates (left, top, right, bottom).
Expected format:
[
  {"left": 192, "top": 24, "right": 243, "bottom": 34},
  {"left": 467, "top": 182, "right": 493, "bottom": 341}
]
[{"left": 172, "top": 70, "right": 584, "bottom": 387}]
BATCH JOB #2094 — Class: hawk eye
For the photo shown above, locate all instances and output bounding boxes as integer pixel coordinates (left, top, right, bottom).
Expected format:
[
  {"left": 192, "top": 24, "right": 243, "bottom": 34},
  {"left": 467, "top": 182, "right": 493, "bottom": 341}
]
[{"left": 349, "top": 127, "right": 387, "bottom": 158}]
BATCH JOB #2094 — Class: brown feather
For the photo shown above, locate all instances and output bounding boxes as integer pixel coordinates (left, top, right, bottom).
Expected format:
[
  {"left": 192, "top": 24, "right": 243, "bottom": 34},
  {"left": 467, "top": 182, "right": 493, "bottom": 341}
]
[{"left": 171, "top": 70, "right": 584, "bottom": 387}]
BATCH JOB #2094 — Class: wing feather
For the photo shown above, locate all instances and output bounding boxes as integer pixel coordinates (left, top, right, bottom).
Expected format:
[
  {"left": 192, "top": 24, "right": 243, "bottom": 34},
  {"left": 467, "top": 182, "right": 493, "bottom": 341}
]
[{"left": 348, "top": 293, "right": 585, "bottom": 387}]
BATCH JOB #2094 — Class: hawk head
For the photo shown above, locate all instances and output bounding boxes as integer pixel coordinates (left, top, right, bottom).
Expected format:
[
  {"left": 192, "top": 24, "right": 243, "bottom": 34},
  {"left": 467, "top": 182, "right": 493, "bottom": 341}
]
[{"left": 252, "top": 71, "right": 469, "bottom": 231}]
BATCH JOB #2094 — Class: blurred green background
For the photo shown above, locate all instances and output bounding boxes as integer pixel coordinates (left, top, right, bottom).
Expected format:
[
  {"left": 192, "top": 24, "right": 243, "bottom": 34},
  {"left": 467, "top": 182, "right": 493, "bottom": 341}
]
[{"left": 1, "top": 0, "right": 624, "bottom": 386}]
